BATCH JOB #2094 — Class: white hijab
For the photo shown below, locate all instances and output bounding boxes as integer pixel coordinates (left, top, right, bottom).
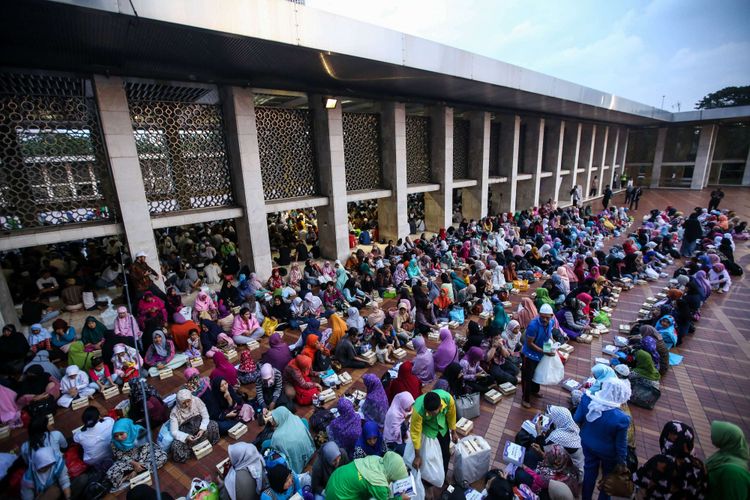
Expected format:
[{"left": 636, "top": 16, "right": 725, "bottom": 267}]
[
  {"left": 224, "top": 443, "right": 266, "bottom": 500},
  {"left": 585, "top": 378, "right": 631, "bottom": 422}
]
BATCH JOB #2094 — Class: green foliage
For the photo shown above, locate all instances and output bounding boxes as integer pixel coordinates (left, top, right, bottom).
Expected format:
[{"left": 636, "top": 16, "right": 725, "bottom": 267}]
[{"left": 695, "top": 85, "right": 750, "bottom": 109}]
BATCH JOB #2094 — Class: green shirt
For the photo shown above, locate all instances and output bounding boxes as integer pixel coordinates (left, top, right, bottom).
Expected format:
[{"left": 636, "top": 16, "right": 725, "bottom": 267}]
[
  {"left": 410, "top": 389, "right": 456, "bottom": 450},
  {"left": 325, "top": 461, "right": 396, "bottom": 500}
]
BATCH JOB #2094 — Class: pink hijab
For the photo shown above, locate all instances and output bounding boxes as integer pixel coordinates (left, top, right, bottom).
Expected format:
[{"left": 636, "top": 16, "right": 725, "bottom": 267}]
[
  {"left": 516, "top": 298, "right": 539, "bottom": 330},
  {"left": 114, "top": 306, "right": 142, "bottom": 338},
  {"left": 0, "top": 385, "right": 20, "bottom": 426},
  {"left": 433, "top": 327, "right": 458, "bottom": 372},
  {"left": 194, "top": 292, "right": 215, "bottom": 312},
  {"left": 210, "top": 351, "right": 238, "bottom": 386},
  {"left": 383, "top": 392, "right": 415, "bottom": 444}
]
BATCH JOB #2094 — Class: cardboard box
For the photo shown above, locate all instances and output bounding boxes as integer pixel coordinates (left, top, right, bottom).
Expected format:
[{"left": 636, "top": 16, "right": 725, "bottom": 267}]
[
  {"left": 318, "top": 388, "right": 336, "bottom": 403},
  {"left": 158, "top": 368, "right": 174, "bottom": 380},
  {"left": 338, "top": 372, "right": 352, "bottom": 385},
  {"left": 47, "top": 415, "right": 54, "bottom": 426},
  {"left": 645, "top": 296, "right": 657, "bottom": 304},
  {"left": 636, "top": 279, "right": 648, "bottom": 285},
  {"left": 319, "top": 318, "right": 328, "bottom": 326},
  {"left": 619, "top": 324, "right": 632, "bottom": 334},
  {"left": 498, "top": 382, "right": 516, "bottom": 396},
  {"left": 479, "top": 312, "right": 490, "bottom": 319},
  {"left": 192, "top": 440, "right": 213, "bottom": 460},
  {"left": 405, "top": 341, "right": 415, "bottom": 351},
  {"left": 71, "top": 396, "right": 88, "bottom": 411},
  {"left": 228, "top": 422, "right": 248, "bottom": 440},
  {"left": 428, "top": 330, "right": 440, "bottom": 341},
  {"left": 129, "top": 471, "right": 152, "bottom": 489},
  {"left": 577, "top": 334, "right": 593, "bottom": 344},
  {"left": 393, "top": 348, "right": 407, "bottom": 360},
  {"left": 246, "top": 340, "right": 260, "bottom": 351},
  {"left": 558, "top": 344, "right": 574, "bottom": 354},
  {"left": 601, "top": 306, "right": 613, "bottom": 314},
  {"left": 0, "top": 426, "right": 9, "bottom": 440},
  {"left": 102, "top": 385, "right": 120, "bottom": 400},
  {"left": 448, "top": 321, "right": 459, "bottom": 328},
  {"left": 484, "top": 389, "right": 502, "bottom": 404},
  {"left": 122, "top": 382, "right": 131, "bottom": 395},
  {"left": 502, "top": 301, "right": 512, "bottom": 308},
  {"left": 559, "top": 352, "right": 570, "bottom": 363},
  {"left": 502, "top": 441, "right": 525, "bottom": 466},
  {"left": 216, "top": 457, "right": 230, "bottom": 476},
  {"left": 595, "top": 325, "right": 610, "bottom": 334},
  {"left": 614, "top": 335, "right": 628, "bottom": 347},
  {"left": 656, "top": 292, "right": 667, "bottom": 299},
  {"left": 456, "top": 417, "right": 474, "bottom": 436},
  {"left": 224, "top": 349, "right": 238, "bottom": 363},
  {"left": 188, "top": 357, "right": 204, "bottom": 368},
  {"left": 561, "top": 379, "right": 580, "bottom": 392},
  {"left": 595, "top": 357, "right": 610, "bottom": 366},
  {"left": 361, "top": 351, "right": 376, "bottom": 366}
]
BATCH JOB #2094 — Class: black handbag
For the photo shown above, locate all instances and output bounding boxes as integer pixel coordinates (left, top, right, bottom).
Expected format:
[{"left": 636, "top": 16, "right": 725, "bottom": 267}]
[
  {"left": 629, "top": 378, "right": 661, "bottom": 409},
  {"left": 27, "top": 396, "right": 56, "bottom": 419}
]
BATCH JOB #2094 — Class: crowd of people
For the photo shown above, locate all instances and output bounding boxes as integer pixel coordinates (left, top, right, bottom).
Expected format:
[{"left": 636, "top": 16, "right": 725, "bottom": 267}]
[{"left": 0, "top": 189, "right": 748, "bottom": 499}]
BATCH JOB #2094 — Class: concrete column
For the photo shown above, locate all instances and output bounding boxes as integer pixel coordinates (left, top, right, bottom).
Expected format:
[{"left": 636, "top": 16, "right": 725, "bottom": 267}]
[
  {"left": 579, "top": 125, "right": 595, "bottom": 199},
  {"left": 567, "top": 123, "right": 583, "bottom": 203},
  {"left": 608, "top": 128, "right": 620, "bottom": 189},
  {"left": 221, "top": 87, "right": 273, "bottom": 278},
  {"left": 743, "top": 141, "right": 750, "bottom": 186},
  {"left": 379, "top": 102, "right": 409, "bottom": 241},
  {"left": 516, "top": 117, "right": 543, "bottom": 210},
  {"left": 93, "top": 75, "right": 163, "bottom": 289},
  {"left": 310, "top": 95, "right": 350, "bottom": 261},
  {"left": 596, "top": 126, "right": 609, "bottom": 195},
  {"left": 583, "top": 125, "right": 597, "bottom": 199},
  {"left": 541, "top": 120, "right": 563, "bottom": 204},
  {"left": 494, "top": 115, "right": 520, "bottom": 212},
  {"left": 690, "top": 124, "right": 718, "bottom": 190},
  {"left": 425, "top": 106, "right": 453, "bottom": 231},
  {"left": 650, "top": 127, "right": 668, "bottom": 188},
  {"left": 0, "top": 266, "right": 19, "bottom": 328},
  {"left": 463, "top": 111, "right": 490, "bottom": 219}
]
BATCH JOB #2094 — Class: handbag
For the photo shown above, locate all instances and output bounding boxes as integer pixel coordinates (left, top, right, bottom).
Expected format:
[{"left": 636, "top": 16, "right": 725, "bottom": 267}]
[
  {"left": 629, "top": 378, "right": 661, "bottom": 409},
  {"left": 598, "top": 463, "right": 634, "bottom": 497},
  {"left": 455, "top": 392, "right": 481, "bottom": 420}
]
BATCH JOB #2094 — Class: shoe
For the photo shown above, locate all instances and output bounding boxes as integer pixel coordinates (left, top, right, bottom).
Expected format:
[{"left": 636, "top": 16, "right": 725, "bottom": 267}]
[{"left": 522, "top": 401, "right": 532, "bottom": 408}]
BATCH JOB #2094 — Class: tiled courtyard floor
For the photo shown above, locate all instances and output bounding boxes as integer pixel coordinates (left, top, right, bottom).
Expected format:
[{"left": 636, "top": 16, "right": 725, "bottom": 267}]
[{"left": 1, "top": 187, "right": 748, "bottom": 497}]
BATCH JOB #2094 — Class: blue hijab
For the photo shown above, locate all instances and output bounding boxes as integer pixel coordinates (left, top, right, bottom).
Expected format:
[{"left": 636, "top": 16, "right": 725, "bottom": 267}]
[
  {"left": 355, "top": 420, "right": 385, "bottom": 457},
  {"left": 112, "top": 418, "right": 145, "bottom": 451}
]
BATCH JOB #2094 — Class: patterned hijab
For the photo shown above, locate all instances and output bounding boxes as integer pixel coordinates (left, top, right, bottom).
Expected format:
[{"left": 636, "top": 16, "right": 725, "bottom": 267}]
[
  {"left": 327, "top": 398, "right": 362, "bottom": 454},
  {"left": 545, "top": 405, "right": 581, "bottom": 449},
  {"left": 361, "top": 373, "right": 389, "bottom": 426}
]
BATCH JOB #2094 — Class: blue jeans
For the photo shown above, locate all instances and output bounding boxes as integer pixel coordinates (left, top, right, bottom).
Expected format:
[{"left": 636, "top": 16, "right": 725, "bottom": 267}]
[{"left": 582, "top": 447, "right": 617, "bottom": 500}]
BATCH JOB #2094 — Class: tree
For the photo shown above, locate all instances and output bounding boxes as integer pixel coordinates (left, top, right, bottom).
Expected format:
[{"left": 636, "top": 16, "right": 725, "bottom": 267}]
[{"left": 695, "top": 85, "right": 750, "bottom": 109}]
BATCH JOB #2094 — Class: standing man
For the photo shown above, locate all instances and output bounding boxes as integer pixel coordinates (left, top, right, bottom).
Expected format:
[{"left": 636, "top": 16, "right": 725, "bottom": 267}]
[
  {"left": 130, "top": 251, "right": 164, "bottom": 301},
  {"left": 680, "top": 212, "right": 703, "bottom": 257},
  {"left": 624, "top": 184, "right": 633, "bottom": 205},
  {"left": 410, "top": 390, "right": 458, "bottom": 491},
  {"left": 589, "top": 176, "right": 598, "bottom": 197},
  {"left": 602, "top": 185, "right": 613, "bottom": 210},
  {"left": 521, "top": 303, "right": 555, "bottom": 408},
  {"left": 571, "top": 185, "right": 582, "bottom": 207},
  {"left": 708, "top": 187, "right": 724, "bottom": 212},
  {"left": 619, "top": 172, "right": 628, "bottom": 190},
  {"left": 629, "top": 186, "right": 642, "bottom": 211}
]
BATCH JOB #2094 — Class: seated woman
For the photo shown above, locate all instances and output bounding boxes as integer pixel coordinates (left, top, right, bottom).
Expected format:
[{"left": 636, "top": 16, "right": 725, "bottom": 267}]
[
  {"left": 327, "top": 398, "right": 363, "bottom": 457},
  {"left": 334, "top": 328, "right": 369, "bottom": 369},
  {"left": 708, "top": 263, "right": 732, "bottom": 294},
  {"left": 169, "top": 389, "right": 220, "bottom": 463},
  {"left": 301, "top": 333, "right": 332, "bottom": 372},
  {"left": 210, "top": 351, "right": 240, "bottom": 387},
  {"left": 268, "top": 407, "right": 316, "bottom": 474},
  {"left": 21, "top": 414, "right": 68, "bottom": 465},
  {"left": 361, "top": 373, "right": 389, "bottom": 427},
  {"left": 262, "top": 463, "right": 304, "bottom": 500},
  {"left": 211, "top": 377, "right": 253, "bottom": 436},
  {"left": 432, "top": 327, "right": 458, "bottom": 372},
  {"left": 311, "top": 442, "right": 349, "bottom": 500},
  {"left": 283, "top": 354, "right": 321, "bottom": 406},
  {"left": 20, "top": 447, "right": 71, "bottom": 500},
  {"left": 231, "top": 307, "right": 264, "bottom": 344},
  {"left": 194, "top": 290, "right": 218, "bottom": 322},
  {"left": 414, "top": 299, "right": 439, "bottom": 336},
  {"left": 256, "top": 363, "right": 293, "bottom": 414},
  {"left": 0, "top": 323, "right": 30, "bottom": 376},
  {"left": 220, "top": 442, "right": 266, "bottom": 500},
  {"left": 50, "top": 318, "right": 75, "bottom": 358},
  {"left": 630, "top": 349, "right": 661, "bottom": 389},
  {"left": 353, "top": 420, "right": 387, "bottom": 459},
  {"left": 58, "top": 365, "right": 98, "bottom": 408},
  {"left": 534, "top": 287, "right": 556, "bottom": 312},
  {"left": 325, "top": 451, "right": 408, "bottom": 500},
  {"left": 555, "top": 297, "right": 590, "bottom": 341},
  {"left": 386, "top": 361, "right": 422, "bottom": 402},
  {"left": 655, "top": 315, "right": 678, "bottom": 350},
  {"left": 705, "top": 420, "right": 750, "bottom": 499},
  {"left": 111, "top": 343, "right": 142, "bottom": 384},
  {"left": 266, "top": 295, "right": 291, "bottom": 331},
  {"left": 433, "top": 287, "right": 453, "bottom": 320},
  {"left": 114, "top": 306, "right": 142, "bottom": 340},
  {"left": 80, "top": 316, "right": 107, "bottom": 352},
  {"left": 392, "top": 302, "right": 414, "bottom": 342},
  {"left": 571, "top": 364, "right": 616, "bottom": 408},
  {"left": 16, "top": 365, "right": 60, "bottom": 409},
  {"left": 323, "top": 281, "right": 348, "bottom": 312},
  {"left": 460, "top": 346, "right": 494, "bottom": 394},
  {"left": 27, "top": 323, "right": 52, "bottom": 355},
  {"left": 107, "top": 418, "right": 168, "bottom": 492},
  {"left": 262, "top": 333, "right": 293, "bottom": 372},
  {"left": 136, "top": 292, "right": 167, "bottom": 331},
  {"left": 144, "top": 329, "right": 187, "bottom": 377},
  {"left": 237, "top": 350, "right": 260, "bottom": 385},
  {"left": 73, "top": 407, "right": 114, "bottom": 469},
  {"left": 487, "top": 335, "right": 519, "bottom": 386},
  {"left": 383, "top": 392, "right": 415, "bottom": 455},
  {"left": 410, "top": 336, "right": 435, "bottom": 384}
]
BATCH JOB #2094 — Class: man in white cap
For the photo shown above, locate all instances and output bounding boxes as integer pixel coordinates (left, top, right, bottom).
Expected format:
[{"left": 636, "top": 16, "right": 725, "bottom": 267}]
[
  {"left": 131, "top": 250, "right": 164, "bottom": 300},
  {"left": 520, "top": 302, "right": 556, "bottom": 408}
]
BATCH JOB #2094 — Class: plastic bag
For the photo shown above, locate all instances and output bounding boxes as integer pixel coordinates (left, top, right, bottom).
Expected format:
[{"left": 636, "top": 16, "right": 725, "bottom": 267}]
[
  {"left": 593, "top": 310, "right": 611, "bottom": 327},
  {"left": 188, "top": 478, "right": 219, "bottom": 500},
  {"left": 157, "top": 422, "right": 174, "bottom": 451},
  {"left": 454, "top": 436, "right": 491, "bottom": 484},
  {"left": 482, "top": 297, "right": 493, "bottom": 314},
  {"left": 404, "top": 435, "right": 445, "bottom": 487},
  {"left": 449, "top": 306, "right": 465, "bottom": 325},
  {"left": 411, "top": 469, "right": 426, "bottom": 500},
  {"left": 262, "top": 317, "right": 278, "bottom": 336},
  {"left": 532, "top": 353, "right": 565, "bottom": 385},
  {"left": 455, "top": 393, "right": 480, "bottom": 420}
]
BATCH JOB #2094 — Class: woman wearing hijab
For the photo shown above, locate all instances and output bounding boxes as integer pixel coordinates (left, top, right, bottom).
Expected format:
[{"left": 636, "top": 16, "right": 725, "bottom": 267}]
[
  {"left": 283, "top": 354, "right": 321, "bottom": 406},
  {"left": 488, "top": 300, "right": 511, "bottom": 337},
  {"left": 312, "top": 442, "right": 349, "bottom": 500},
  {"left": 194, "top": 290, "right": 218, "bottom": 321},
  {"left": 255, "top": 363, "right": 292, "bottom": 413},
  {"left": 709, "top": 262, "right": 732, "bottom": 293},
  {"left": 169, "top": 389, "right": 220, "bottom": 463},
  {"left": 433, "top": 287, "right": 453, "bottom": 318},
  {"left": 487, "top": 334, "right": 519, "bottom": 386},
  {"left": 556, "top": 297, "right": 589, "bottom": 341},
  {"left": 165, "top": 286, "right": 183, "bottom": 322},
  {"left": 361, "top": 373, "right": 389, "bottom": 427},
  {"left": 27, "top": 323, "right": 52, "bottom": 354},
  {"left": 325, "top": 451, "right": 408, "bottom": 500},
  {"left": 534, "top": 287, "right": 556, "bottom": 311},
  {"left": 573, "top": 378, "right": 632, "bottom": 500},
  {"left": 268, "top": 406, "right": 315, "bottom": 474},
  {"left": 432, "top": 327, "right": 458, "bottom": 372},
  {"left": 693, "top": 270, "right": 712, "bottom": 302},
  {"left": 58, "top": 364, "right": 97, "bottom": 408},
  {"left": 262, "top": 333, "right": 293, "bottom": 372},
  {"left": 211, "top": 376, "right": 252, "bottom": 435},
  {"left": 656, "top": 315, "right": 678, "bottom": 350},
  {"left": 634, "top": 420, "right": 708, "bottom": 499},
  {"left": 144, "top": 329, "right": 186, "bottom": 377},
  {"left": 107, "top": 418, "right": 168, "bottom": 491},
  {"left": 705, "top": 420, "right": 750, "bottom": 499},
  {"left": 184, "top": 366, "right": 219, "bottom": 415},
  {"left": 219, "top": 280, "right": 242, "bottom": 311},
  {"left": 345, "top": 306, "right": 365, "bottom": 333},
  {"left": 640, "top": 325, "right": 670, "bottom": 376},
  {"left": 327, "top": 398, "right": 362, "bottom": 456},
  {"left": 210, "top": 351, "right": 239, "bottom": 387},
  {"left": 353, "top": 420, "right": 386, "bottom": 459},
  {"left": 386, "top": 360, "right": 422, "bottom": 402},
  {"left": 631, "top": 349, "right": 661, "bottom": 389},
  {"left": 20, "top": 447, "right": 71, "bottom": 500},
  {"left": 79, "top": 316, "right": 107, "bottom": 351},
  {"left": 410, "top": 336, "right": 435, "bottom": 384},
  {"left": 220, "top": 442, "right": 266, "bottom": 500},
  {"left": 16, "top": 365, "right": 60, "bottom": 409},
  {"left": 516, "top": 298, "right": 539, "bottom": 330},
  {"left": 460, "top": 346, "right": 493, "bottom": 394},
  {"left": 439, "top": 362, "right": 465, "bottom": 396},
  {"left": 544, "top": 405, "right": 584, "bottom": 475},
  {"left": 231, "top": 307, "right": 264, "bottom": 344},
  {"left": 261, "top": 463, "right": 303, "bottom": 500},
  {"left": 114, "top": 306, "right": 142, "bottom": 339},
  {"left": 0, "top": 323, "right": 30, "bottom": 375},
  {"left": 136, "top": 291, "right": 167, "bottom": 330}
]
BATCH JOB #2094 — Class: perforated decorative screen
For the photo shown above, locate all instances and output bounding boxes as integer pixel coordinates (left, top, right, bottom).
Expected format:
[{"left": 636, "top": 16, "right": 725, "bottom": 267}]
[
  {"left": 126, "top": 82, "right": 234, "bottom": 215},
  {"left": 0, "top": 72, "right": 115, "bottom": 230},
  {"left": 406, "top": 115, "right": 432, "bottom": 184},
  {"left": 255, "top": 107, "right": 318, "bottom": 200},
  {"left": 343, "top": 112, "right": 382, "bottom": 191},
  {"left": 453, "top": 118, "right": 470, "bottom": 179}
]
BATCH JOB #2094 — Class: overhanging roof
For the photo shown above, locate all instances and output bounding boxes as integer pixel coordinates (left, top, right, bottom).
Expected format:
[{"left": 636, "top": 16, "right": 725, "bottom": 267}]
[{"left": 1, "top": 0, "right": 748, "bottom": 126}]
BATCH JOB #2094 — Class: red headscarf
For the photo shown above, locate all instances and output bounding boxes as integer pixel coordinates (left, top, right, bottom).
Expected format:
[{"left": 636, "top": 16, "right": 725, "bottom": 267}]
[
  {"left": 576, "top": 292, "right": 593, "bottom": 316},
  {"left": 386, "top": 360, "right": 422, "bottom": 402},
  {"left": 301, "top": 333, "right": 328, "bottom": 361},
  {"left": 210, "top": 351, "right": 238, "bottom": 386},
  {"left": 289, "top": 355, "right": 312, "bottom": 380}
]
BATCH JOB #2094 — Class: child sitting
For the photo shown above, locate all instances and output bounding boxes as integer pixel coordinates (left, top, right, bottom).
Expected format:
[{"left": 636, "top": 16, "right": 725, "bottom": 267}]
[
  {"left": 89, "top": 355, "right": 119, "bottom": 389},
  {"left": 185, "top": 328, "right": 203, "bottom": 359},
  {"left": 375, "top": 338, "right": 394, "bottom": 364}
]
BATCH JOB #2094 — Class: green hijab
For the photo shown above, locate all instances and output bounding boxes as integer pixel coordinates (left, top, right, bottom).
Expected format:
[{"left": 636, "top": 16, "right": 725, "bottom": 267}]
[
  {"left": 491, "top": 302, "right": 509, "bottom": 330},
  {"left": 81, "top": 316, "right": 107, "bottom": 344},
  {"left": 706, "top": 421, "right": 750, "bottom": 474},
  {"left": 353, "top": 451, "right": 407, "bottom": 487},
  {"left": 633, "top": 350, "right": 660, "bottom": 381},
  {"left": 534, "top": 288, "right": 555, "bottom": 309},
  {"left": 269, "top": 407, "right": 315, "bottom": 474}
]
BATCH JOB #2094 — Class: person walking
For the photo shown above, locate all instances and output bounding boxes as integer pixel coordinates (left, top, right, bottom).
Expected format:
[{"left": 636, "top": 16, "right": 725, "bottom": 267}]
[
  {"left": 602, "top": 186, "right": 613, "bottom": 210},
  {"left": 571, "top": 185, "right": 582, "bottom": 207},
  {"left": 520, "top": 303, "right": 555, "bottom": 408},
  {"left": 708, "top": 188, "right": 724, "bottom": 212},
  {"left": 629, "top": 186, "right": 642, "bottom": 211},
  {"left": 409, "top": 390, "right": 458, "bottom": 492}
]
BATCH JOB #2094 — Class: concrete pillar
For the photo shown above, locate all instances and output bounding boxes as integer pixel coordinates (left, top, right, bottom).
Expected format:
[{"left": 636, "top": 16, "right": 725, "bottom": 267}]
[
  {"left": 583, "top": 125, "right": 598, "bottom": 199},
  {"left": 93, "top": 75, "right": 162, "bottom": 289},
  {"left": 425, "top": 106, "right": 453, "bottom": 231},
  {"left": 567, "top": 123, "right": 583, "bottom": 203},
  {"left": 463, "top": 111, "right": 490, "bottom": 220},
  {"left": 516, "top": 117, "right": 543, "bottom": 211},
  {"left": 379, "top": 102, "right": 409, "bottom": 241},
  {"left": 650, "top": 127, "right": 668, "bottom": 188},
  {"left": 608, "top": 128, "right": 620, "bottom": 189},
  {"left": 0, "top": 266, "right": 19, "bottom": 328},
  {"left": 541, "top": 120, "right": 563, "bottom": 204},
  {"left": 596, "top": 126, "right": 609, "bottom": 195},
  {"left": 743, "top": 141, "right": 750, "bottom": 186},
  {"left": 494, "top": 115, "right": 521, "bottom": 212},
  {"left": 310, "top": 95, "right": 350, "bottom": 261},
  {"left": 221, "top": 87, "right": 273, "bottom": 278},
  {"left": 578, "top": 125, "right": 595, "bottom": 199},
  {"left": 691, "top": 124, "right": 718, "bottom": 190}
]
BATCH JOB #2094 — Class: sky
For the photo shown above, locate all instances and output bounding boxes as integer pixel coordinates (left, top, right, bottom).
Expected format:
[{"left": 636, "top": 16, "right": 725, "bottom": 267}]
[{"left": 306, "top": 0, "right": 750, "bottom": 111}]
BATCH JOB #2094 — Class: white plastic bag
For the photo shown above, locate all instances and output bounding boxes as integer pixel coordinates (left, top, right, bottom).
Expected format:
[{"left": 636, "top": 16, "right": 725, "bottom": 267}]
[
  {"left": 533, "top": 353, "right": 565, "bottom": 385},
  {"left": 403, "top": 435, "right": 446, "bottom": 487},
  {"left": 454, "top": 436, "right": 491, "bottom": 484},
  {"left": 411, "top": 469, "right": 426, "bottom": 500}
]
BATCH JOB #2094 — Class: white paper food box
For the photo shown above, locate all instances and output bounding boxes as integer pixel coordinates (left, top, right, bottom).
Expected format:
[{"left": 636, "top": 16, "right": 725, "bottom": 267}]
[
  {"left": 603, "top": 345, "right": 618, "bottom": 356},
  {"left": 595, "top": 357, "right": 610, "bottom": 365},
  {"left": 71, "top": 396, "right": 89, "bottom": 411},
  {"left": 561, "top": 379, "right": 580, "bottom": 392}
]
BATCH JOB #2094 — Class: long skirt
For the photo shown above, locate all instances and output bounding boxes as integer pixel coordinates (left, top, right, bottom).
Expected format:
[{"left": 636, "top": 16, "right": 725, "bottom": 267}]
[
  {"left": 106, "top": 444, "right": 168, "bottom": 489},
  {"left": 171, "top": 415, "right": 220, "bottom": 463}
]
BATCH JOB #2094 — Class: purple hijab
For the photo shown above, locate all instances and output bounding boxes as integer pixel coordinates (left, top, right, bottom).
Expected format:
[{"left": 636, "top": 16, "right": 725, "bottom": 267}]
[
  {"left": 327, "top": 398, "right": 361, "bottom": 455},
  {"left": 465, "top": 346, "right": 484, "bottom": 365},
  {"left": 411, "top": 336, "right": 435, "bottom": 383},
  {"left": 693, "top": 271, "right": 712, "bottom": 299},
  {"left": 361, "top": 373, "right": 389, "bottom": 427},
  {"left": 261, "top": 333, "right": 293, "bottom": 372},
  {"left": 432, "top": 327, "right": 458, "bottom": 372},
  {"left": 641, "top": 335, "right": 660, "bottom": 370}
]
